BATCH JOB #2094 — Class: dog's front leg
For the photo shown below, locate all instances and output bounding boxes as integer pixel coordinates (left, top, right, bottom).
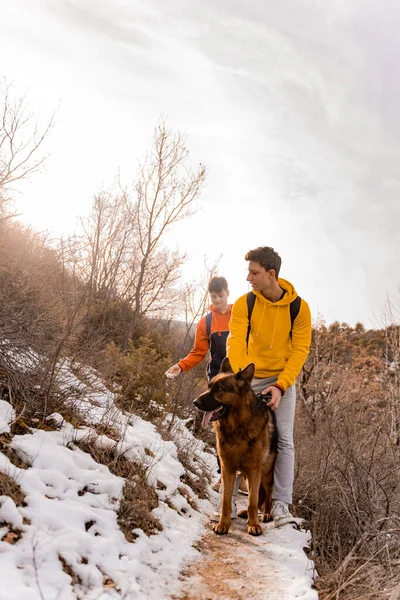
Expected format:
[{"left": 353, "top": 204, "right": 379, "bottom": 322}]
[
  {"left": 246, "top": 471, "right": 262, "bottom": 536},
  {"left": 213, "top": 469, "right": 236, "bottom": 535}
]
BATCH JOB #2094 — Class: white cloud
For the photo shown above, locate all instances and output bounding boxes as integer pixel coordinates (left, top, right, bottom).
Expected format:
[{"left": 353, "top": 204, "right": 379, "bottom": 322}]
[{"left": 0, "top": 0, "right": 399, "bottom": 326}]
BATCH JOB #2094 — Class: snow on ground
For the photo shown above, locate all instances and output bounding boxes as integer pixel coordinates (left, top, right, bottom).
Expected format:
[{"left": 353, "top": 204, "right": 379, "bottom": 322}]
[{"left": 0, "top": 364, "right": 318, "bottom": 599}]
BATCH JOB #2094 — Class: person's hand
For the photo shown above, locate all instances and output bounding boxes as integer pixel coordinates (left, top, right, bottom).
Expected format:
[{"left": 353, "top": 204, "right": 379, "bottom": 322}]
[
  {"left": 263, "top": 385, "right": 282, "bottom": 411},
  {"left": 165, "top": 364, "right": 182, "bottom": 379}
]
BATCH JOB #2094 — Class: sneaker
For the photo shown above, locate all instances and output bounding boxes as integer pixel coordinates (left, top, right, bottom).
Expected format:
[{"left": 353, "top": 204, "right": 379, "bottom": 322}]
[
  {"left": 210, "top": 497, "right": 237, "bottom": 522},
  {"left": 271, "top": 500, "right": 295, "bottom": 526}
]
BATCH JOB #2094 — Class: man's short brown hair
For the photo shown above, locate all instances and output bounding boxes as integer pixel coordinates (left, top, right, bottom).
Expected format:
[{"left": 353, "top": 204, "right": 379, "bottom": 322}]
[
  {"left": 245, "top": 247, "right": 282, "bottom": 278},
  {"left": 208, "top": 276, "right": 228, "bottom": 293}
]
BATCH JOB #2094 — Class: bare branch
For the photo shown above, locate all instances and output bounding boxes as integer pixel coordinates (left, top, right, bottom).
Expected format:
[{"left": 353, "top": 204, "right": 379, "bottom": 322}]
[
  {"left": 123, "top": 118, "right": 206, "bottom": 328},
  {"left": 0, "top": 79, "right": 55, "bottom": 215}
]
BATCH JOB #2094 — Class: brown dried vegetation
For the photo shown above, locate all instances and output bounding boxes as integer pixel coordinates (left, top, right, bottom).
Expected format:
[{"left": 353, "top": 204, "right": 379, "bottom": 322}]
[
  {"left": 295, "top": 319, "right": 400, "bottom": 599},
  {"left": 76, "top": 435, "right": 162, "bottom": 540}
]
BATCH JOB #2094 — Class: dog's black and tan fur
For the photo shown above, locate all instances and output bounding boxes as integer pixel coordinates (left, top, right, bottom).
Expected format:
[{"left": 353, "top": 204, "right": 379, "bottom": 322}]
[{"left": 193, "top": 357, "right": 277, "bottom": 536}]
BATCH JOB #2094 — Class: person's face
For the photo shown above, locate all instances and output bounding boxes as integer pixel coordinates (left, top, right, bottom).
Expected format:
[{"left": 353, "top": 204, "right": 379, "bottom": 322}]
[
  {"left": 246, "top": 261, "right": 276, "bottom": 293},
  {"left": 209, "top": 289, "right": 229, "bottom": 312}
]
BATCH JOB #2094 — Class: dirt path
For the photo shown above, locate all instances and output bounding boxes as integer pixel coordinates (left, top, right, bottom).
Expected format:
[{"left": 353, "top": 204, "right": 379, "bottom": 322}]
[{"left": 174, "top": 496, "right": 316, "bottom": 600}]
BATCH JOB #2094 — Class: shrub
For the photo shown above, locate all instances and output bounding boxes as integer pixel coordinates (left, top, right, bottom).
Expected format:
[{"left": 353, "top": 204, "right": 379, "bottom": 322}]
[
  {"left": 295, "top": 322, "right": 400, "bottom": 599},
  {"left": 102, "top": 337, "right": 171, "bottom": 419}
]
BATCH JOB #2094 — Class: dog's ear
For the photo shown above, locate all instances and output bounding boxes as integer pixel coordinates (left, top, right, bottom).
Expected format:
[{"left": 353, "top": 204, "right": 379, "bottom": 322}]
[
  {"left": 220, "top": 357, "right": 233, "bottom": 373},
  {"left": 236, "top": 363, "right": 255, "bottom": 385}
]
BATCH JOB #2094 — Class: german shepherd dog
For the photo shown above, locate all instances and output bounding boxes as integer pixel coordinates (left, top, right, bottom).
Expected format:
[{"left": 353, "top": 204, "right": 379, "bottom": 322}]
[{"left": 193, "top": 357, "right": 277, "bottom": 536}]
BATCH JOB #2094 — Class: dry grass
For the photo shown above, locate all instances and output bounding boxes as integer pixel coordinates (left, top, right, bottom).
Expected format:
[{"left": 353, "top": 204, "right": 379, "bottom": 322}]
[
  {"left": 178, "top": 486, "right": 199, "bottom": 512},
  {"left": 159, "top": 422, "right": 212, "bottom": 501},
  {"left": 58, "top": 555, "right": 82, "bottom": 586},
  {"left": 0, "top": 461, "right": 26, "bottom": 546},
  {"left": 76, "top": 434, "right": 162, "bottom": 540},
  {"left": 177, "top": 452, "right": 210, "bottom": 501},
  {"left": 117, "top": 466, "right": 162, "bottom": 541},
  {"left": 294, "top": 399, "right": 400, "bottom": 599},
  {"left": 0, "top": 433, "right": 29, "bottom": 470},
  {"left": 0, "top": 471, "right": 25, "bottom": 506}
]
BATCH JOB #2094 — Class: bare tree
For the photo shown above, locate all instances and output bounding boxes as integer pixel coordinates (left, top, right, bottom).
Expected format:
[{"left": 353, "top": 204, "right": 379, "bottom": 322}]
[
  {"left": 122, "top": 118, "right": 206, "bottom": 334},
  {"left": 60, "top": 120, "right": 205, "bottom": 349},
  {"left": 0, "top": 80, "right": 54, "bottom": 216},
  {"left": 76, "top": 190, "right": 135, "bottom": 310}
]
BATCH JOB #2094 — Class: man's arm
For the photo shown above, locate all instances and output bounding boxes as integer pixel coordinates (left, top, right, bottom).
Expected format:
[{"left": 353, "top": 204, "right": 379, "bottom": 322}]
[
  {"left": 226, "top": 295, "right": 249, "bottom": 373},
  {"left": 276, "top": 299, "right": 312, "bottom": 391},
  {"left": 177, "top": 316, "right": 210, "bottom": 372}
]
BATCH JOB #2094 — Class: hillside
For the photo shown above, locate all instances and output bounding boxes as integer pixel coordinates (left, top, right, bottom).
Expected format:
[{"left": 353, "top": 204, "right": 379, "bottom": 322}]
[{"left": 0, "top": 363, "right": 317, "bottom": 599}]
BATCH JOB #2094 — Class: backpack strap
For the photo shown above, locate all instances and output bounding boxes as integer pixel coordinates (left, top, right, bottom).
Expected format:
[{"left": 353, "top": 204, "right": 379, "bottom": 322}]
[
  {"left": 246, "top": 292, "right": 256, "bottom": 350},
  {"left": 205, "top": 312, "right": 213, "bottom": 339},
  {"left": 246, "top": 292, "right": 302, "bottom": 346},
  {"left": 289, "top": 296, "right": 301, "bottom": 339}
]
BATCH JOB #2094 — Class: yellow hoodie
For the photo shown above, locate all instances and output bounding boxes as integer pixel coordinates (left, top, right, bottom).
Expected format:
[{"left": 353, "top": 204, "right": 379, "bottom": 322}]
[{"left": 227, "top": 278, "right": 311, "bottom": 391}]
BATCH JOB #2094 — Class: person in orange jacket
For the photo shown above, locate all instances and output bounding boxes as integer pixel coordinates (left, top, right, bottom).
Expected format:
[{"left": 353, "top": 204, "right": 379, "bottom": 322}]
[
  {"left": 165, "top": 275, "right": 243, "bottom": 519},
  {"left": 165, "top": 276, "right": 232, "bottom": 382}
]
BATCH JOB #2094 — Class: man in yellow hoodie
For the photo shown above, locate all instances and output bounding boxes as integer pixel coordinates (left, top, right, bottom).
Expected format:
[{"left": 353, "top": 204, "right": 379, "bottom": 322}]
[{"left": 227, "top": 246, "right": 312, "bottom": 526}]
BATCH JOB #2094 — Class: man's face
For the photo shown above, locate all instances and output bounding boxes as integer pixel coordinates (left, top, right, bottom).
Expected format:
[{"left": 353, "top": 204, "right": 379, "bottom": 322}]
[
  {"left": 209, "top": 289, "right": 229, "bottom": 312},
  {"left": 246, "top": 261, "right": 276, "bottom": 293}
]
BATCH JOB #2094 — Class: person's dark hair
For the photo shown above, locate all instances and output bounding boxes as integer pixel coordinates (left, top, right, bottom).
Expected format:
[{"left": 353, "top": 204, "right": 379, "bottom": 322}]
[
  {"left": 245, "top": 247, "right": 282, "bottom": 278},
  {"left": 208, "top": 276, "right": 228, "bottom": 293}
]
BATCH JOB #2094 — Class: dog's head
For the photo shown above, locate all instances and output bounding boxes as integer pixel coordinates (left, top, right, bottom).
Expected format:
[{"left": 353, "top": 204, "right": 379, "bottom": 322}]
[{"left": 193, "top": 357, "right": 255, "bottom": 428}]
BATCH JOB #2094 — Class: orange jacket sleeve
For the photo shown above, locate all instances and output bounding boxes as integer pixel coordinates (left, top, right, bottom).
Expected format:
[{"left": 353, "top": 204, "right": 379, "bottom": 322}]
[{"left": 178, "top": 316, "right": 209, "bottom": 372}]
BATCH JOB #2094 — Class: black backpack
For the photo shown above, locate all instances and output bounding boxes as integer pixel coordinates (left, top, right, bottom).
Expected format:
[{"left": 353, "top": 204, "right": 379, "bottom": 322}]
[
  {"left": 246, "top": 292, "right": 301, "bottom": 348},
  {"left": 205, "top": 311, "right": 213, "bottom": 338},
  {"left": 205, "top": 311, "right": 229, "bottom": 381}
]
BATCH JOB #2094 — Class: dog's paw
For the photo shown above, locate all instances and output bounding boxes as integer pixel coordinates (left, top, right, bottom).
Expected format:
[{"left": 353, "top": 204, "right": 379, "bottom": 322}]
[
  {"left": 212, "top": 522, "right": 230, "bottom": 535},
  {"left": 247, "top": 523, "right": 263, "bottom": 536},
  {"left": 237, "top": 509, "right": 248, "bottom": 519},
  {"left": 260, "top": 513, "right": 273, "bottom": 523}
]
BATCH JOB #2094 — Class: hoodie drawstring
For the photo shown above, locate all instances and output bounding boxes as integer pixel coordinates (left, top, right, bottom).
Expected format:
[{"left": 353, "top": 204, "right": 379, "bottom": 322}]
[
  {"left": 255, "top": 303, "right": 280, "bottom": 350},
  {"left": 255, "top": 302, "right": 267, "bottom": 338}
]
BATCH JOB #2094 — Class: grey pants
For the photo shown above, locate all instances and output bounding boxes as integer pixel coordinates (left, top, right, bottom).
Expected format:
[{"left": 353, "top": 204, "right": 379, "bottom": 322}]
[{"left": 251, "top": 376, "right": 296, "bottom": 505}]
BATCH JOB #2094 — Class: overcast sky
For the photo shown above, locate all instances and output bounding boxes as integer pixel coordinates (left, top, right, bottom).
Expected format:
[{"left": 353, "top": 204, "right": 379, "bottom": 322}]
[{"left": 1, "top": 0, "right": 399, "bottom": 327}]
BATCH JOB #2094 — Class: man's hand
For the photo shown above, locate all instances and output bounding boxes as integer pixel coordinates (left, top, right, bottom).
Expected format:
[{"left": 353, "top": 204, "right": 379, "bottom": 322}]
[
  {"left": 165, "top": 364, "right": 182, "bottom": 379},
  {"left": 263, "top": 385, "right": 282, "bottom": 411}
]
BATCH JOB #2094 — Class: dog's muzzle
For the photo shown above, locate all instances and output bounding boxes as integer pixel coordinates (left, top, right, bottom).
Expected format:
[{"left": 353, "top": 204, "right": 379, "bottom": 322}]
[
  {"left": 193, "top": 393, "right": 227, "bottom": 428},
  {"left": 193, "top": 392, "right": 221, "bottom": 413}
]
